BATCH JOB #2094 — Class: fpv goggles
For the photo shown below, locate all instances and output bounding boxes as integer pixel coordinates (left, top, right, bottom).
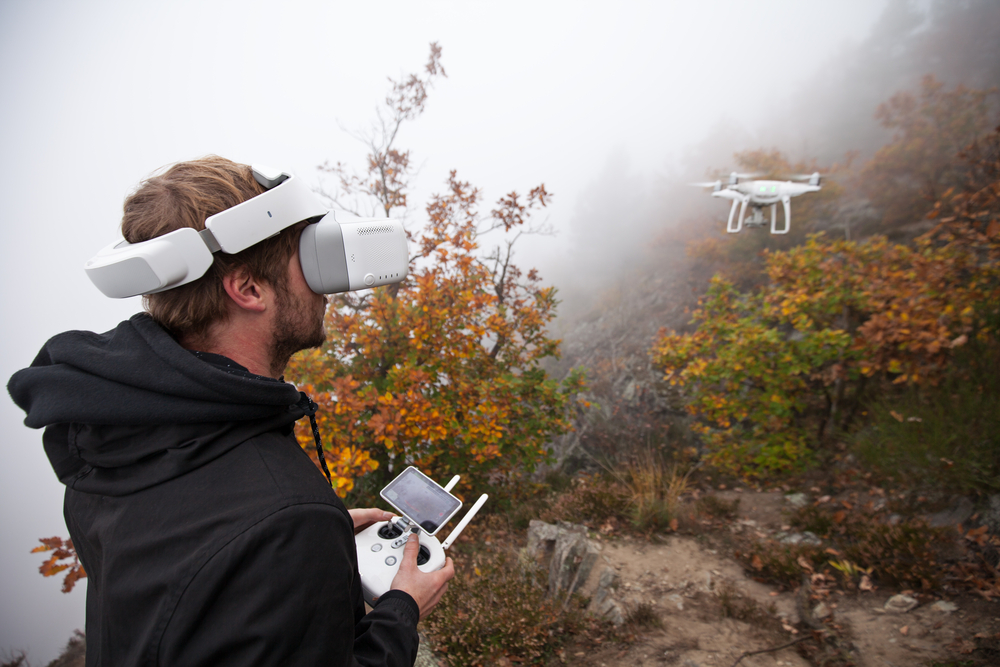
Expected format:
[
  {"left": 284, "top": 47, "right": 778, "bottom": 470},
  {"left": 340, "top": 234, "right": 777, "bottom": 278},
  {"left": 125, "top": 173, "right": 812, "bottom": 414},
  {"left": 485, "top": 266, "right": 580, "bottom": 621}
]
[{"left": 85, "top": 165, "right": 408, "bottom": 298}]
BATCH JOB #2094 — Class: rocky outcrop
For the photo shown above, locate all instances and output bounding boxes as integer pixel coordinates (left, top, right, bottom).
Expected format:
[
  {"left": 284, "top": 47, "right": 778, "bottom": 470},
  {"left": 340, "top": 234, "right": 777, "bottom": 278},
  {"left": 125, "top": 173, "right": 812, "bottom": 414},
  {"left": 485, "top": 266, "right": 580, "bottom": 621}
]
[{"left": 524, "top": 520, "right": 626, "bottom": 625}]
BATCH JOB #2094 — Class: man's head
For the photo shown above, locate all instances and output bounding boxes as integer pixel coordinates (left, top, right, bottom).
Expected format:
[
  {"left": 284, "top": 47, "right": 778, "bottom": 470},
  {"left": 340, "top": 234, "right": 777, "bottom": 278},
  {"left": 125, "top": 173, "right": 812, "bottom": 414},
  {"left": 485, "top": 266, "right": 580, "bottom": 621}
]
[{"left": 122, "top": 156, "right": 326, "bottom": 373}]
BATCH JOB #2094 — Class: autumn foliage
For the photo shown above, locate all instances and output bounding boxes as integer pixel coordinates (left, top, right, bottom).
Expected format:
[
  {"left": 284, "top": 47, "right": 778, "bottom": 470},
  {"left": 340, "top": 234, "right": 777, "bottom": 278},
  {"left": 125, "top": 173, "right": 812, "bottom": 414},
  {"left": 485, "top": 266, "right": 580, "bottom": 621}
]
[
  {"left": 32, "top": 536, "right": 85, "bottom": 593},
  {"left": 288, "top": 45, "right": 583, "bottom": 494},
  {"left": 860, "top": 75, "right": 997, "bottom": 229},
  {"left": 653, "top": 124, "right": 1000, "bottom": 477}
]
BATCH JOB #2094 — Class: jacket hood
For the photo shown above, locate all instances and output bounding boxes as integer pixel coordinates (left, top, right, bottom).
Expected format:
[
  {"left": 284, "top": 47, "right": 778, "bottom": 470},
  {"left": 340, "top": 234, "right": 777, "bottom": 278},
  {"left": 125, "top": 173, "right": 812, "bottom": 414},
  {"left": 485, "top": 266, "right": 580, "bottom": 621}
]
[{"left": 8, "top": 313, "right": 310, "bottom": 494}]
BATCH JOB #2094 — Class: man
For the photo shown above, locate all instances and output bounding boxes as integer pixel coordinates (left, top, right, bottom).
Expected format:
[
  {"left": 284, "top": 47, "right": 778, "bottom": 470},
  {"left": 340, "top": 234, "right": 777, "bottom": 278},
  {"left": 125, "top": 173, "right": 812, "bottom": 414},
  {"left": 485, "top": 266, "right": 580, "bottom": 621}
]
[{"left": 8, "top": 156, "right": 453, "bottom": 666}]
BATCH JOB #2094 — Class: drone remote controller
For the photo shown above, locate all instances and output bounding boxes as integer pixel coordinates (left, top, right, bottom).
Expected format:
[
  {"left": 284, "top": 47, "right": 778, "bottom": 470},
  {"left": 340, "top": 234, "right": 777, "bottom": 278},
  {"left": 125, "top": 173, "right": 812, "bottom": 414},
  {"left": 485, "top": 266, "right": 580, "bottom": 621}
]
[{"left": 354, "top": 467, "right": 488, "bottom": 606}]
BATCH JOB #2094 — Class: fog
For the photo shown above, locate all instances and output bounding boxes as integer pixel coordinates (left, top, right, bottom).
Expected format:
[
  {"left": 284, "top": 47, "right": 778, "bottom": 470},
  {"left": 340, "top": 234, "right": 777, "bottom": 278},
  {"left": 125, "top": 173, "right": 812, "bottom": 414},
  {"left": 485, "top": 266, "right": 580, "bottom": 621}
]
[{"left": 5, "top": 0, "right": 998, "bottom": 661}]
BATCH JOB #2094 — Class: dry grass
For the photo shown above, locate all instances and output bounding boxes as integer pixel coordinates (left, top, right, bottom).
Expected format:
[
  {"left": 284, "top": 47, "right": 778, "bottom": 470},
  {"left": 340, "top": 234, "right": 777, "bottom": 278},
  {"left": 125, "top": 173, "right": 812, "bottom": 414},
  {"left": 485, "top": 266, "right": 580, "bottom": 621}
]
[{"left": 612, "top": 449, "right": 695, "bottom": 533}]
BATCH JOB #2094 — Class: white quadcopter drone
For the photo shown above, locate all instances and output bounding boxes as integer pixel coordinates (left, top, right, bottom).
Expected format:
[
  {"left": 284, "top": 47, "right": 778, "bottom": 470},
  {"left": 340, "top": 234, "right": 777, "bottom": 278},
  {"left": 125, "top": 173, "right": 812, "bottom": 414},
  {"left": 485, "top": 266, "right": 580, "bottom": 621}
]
[{"left": 693, "top": 172, "right": 822, "bottom": 234}]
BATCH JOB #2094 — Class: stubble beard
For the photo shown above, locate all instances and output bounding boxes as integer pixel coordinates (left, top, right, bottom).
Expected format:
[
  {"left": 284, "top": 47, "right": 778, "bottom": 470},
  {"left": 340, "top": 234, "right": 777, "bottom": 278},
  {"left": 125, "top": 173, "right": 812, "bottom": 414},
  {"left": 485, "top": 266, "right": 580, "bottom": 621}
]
[{"left": 269, "top": 288, "right": 327, "bottom": 376}]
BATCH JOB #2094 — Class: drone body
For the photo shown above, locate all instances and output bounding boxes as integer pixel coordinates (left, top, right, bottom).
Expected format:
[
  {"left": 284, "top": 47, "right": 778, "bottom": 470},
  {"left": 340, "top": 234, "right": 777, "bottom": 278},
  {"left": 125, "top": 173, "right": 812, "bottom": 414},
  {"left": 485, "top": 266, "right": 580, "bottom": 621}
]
[{"left": 695, "top": 172, "right": 822, "bottom": 234}]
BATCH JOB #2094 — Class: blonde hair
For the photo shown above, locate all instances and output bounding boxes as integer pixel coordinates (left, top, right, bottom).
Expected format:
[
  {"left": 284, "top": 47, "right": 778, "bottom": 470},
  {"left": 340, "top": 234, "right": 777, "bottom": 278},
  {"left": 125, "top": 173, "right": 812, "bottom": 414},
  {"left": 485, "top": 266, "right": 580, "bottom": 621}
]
[{"left": 121, "top": 155, "right": 300, "bottom": 339}]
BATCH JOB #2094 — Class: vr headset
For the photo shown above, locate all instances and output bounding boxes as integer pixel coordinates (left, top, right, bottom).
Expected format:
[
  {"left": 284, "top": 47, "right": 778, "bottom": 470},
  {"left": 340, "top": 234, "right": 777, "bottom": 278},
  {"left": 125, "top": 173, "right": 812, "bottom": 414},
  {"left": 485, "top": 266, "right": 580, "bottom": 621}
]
[{"left": 84, "top": 165, "right": 408, "bottom": 298}]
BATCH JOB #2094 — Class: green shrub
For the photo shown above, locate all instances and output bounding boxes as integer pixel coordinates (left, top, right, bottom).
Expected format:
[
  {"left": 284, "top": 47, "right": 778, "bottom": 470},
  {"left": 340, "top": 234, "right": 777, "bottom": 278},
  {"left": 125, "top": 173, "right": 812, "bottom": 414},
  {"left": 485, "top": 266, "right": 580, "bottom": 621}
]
[
  {"left": 424, "top": 547, "right": 586, "bottom": 666},
  {"left": 852, "top": 366, "right": 1000, "bottom": 495},
  {"left": 625, "top": 602, "right": 663, "bottom": 629},
  {"left": 716, "top": 581, "right": 776, "bottom": 623},
  {"left": 789, "top": 505, "right": 951, "bottom": 589},
  {"left": 696, "top": 495, "right": 741, "bottom": 520},
  {"left": 737, "top": 503, "right": 952, "bottom": 591},
  {"left": 539, "top": 474, "right": 631, "bottom": 528},
  {"left": 737, "top": 541, "right": 826, "bottom": 590}
]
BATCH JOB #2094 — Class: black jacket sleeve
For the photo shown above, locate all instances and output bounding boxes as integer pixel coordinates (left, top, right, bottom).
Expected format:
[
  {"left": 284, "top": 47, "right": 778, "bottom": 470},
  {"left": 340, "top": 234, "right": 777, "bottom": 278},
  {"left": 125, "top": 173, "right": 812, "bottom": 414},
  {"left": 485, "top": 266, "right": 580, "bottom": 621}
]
[{"left": 158, "top": 503, "right": 419, "bottom": 667}]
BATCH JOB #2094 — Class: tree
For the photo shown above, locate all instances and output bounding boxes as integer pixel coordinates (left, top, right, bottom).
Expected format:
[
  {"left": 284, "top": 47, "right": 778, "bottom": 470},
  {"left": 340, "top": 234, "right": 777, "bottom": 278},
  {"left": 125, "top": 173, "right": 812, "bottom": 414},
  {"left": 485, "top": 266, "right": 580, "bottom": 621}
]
[
  {"left": 652, "top": 129, "right": 1000, "bottom": 477},
  {"left": 288, "top": 44, "right": 584, "bottom": 495},
  {"left": 31, "top": 536, "right": 85, "bottom": 593},
  {"left": 860, "top": 75, "right": 997, "bottom": 230}
]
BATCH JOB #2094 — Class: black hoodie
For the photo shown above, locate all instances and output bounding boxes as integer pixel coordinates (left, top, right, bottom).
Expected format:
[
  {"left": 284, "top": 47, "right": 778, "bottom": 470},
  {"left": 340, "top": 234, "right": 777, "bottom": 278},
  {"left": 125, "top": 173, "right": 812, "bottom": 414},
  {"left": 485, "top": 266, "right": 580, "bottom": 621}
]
[{"left": 8, "top": 313, "right": 419, "bottom": 667}]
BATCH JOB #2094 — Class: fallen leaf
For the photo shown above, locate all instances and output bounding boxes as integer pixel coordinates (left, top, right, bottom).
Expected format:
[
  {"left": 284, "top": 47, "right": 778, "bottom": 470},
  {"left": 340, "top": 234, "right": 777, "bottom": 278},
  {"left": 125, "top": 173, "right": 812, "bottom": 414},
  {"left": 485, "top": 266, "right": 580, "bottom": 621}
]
[
  {"left": 890, "top": 410, "right": 904, "bottom": 422},
  {"left": 900, "top": 626, "right": 909, "bottom": 636},
  {"left": 752, "top": 554, "right": 763, "bottom": 570}
]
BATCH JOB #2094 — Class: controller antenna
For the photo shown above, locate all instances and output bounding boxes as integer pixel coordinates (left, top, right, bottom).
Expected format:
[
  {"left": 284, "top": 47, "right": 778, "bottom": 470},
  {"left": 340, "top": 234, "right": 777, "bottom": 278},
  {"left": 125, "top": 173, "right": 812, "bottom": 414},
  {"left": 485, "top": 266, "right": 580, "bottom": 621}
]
[
  {"left": 441, "top": 494, "right": 488, "bottom": 550},
  {"left": 443, "top": 475, "right": 460, "bottom": 492}
]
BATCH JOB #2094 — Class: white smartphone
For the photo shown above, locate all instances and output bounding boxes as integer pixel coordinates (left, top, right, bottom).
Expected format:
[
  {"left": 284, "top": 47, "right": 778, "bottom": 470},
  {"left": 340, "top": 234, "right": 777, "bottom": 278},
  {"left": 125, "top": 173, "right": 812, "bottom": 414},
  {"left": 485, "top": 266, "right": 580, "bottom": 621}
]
[{"left": 380, "top": 467, "right": 463, "bottom": 536}]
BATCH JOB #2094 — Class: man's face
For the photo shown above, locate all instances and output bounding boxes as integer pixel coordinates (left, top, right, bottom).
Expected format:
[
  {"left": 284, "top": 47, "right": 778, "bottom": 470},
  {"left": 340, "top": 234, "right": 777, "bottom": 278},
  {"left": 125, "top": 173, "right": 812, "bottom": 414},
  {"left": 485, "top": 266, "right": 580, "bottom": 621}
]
[{"left": 270, "top": 248, "right": 328, "bottom": 367}]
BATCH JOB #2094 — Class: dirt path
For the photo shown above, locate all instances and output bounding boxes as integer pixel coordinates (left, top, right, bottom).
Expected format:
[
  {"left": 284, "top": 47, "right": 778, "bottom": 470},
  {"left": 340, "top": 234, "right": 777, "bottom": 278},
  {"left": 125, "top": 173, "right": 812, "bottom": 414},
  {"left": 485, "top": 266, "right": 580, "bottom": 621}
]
[{"left": 558, "top": 490, "right": 993, "bottom": 667}]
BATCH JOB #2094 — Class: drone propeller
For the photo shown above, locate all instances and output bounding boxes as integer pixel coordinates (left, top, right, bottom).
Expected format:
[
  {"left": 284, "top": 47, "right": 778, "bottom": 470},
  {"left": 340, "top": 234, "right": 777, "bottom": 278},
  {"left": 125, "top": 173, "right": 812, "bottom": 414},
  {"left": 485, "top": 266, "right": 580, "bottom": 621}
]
[
  {"left": 690, "top": 180, "right": 723, "bottom": 189},
  {"left": 788, "top": 172, "right": 823, "bottom": 186}
]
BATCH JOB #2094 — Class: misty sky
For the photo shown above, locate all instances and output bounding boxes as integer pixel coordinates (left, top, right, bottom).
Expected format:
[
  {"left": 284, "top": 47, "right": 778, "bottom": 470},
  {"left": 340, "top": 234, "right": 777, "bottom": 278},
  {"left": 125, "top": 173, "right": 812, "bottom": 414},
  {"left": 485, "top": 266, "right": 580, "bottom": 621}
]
[{"left": 0, "top": 1, "right": 897, "bottom": 661}]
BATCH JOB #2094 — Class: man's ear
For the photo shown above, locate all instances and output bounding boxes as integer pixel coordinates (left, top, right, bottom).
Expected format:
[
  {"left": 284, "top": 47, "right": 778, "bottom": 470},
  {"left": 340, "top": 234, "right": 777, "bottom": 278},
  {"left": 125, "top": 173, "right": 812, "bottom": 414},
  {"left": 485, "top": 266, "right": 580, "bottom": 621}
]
[{"left": 221, "top": 267, "right": 268, "bottom": 313}]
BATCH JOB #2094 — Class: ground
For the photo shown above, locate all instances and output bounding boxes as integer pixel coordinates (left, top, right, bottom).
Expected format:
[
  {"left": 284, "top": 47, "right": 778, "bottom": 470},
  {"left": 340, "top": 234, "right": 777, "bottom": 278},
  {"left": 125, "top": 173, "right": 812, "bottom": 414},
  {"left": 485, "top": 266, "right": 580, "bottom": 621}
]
[{"left": 546, "top": 490, "right": 1000, "bottom": 667}]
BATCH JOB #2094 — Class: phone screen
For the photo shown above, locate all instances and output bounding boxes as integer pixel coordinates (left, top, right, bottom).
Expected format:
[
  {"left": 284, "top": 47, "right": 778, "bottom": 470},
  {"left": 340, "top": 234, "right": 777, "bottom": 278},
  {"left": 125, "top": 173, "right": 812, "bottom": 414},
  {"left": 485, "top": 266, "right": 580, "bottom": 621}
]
[{"left": 380, "top": 467, "right": 462, "bottom": 535}]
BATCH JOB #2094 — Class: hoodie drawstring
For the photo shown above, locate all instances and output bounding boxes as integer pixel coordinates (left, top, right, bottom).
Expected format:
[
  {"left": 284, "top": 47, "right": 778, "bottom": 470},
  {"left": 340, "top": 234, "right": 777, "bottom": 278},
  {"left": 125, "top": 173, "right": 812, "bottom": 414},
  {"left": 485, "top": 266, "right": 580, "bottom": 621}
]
[{"left": 297, "top": 393, "right": 333, "bottom": 487}]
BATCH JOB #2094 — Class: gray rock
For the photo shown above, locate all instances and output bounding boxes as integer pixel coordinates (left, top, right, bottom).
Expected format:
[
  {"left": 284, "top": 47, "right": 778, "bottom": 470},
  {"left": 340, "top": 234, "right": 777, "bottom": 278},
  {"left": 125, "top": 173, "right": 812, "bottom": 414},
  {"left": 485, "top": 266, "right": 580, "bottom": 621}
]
[
  {"left": 622, "top": 380, "right": 638, "bottom": 402},
  {"left": 932, "top": 600, "right": 958, "bottom": 613},
  {"left": 415, "top": 633, "right": 440, "bottom": 667},
  {"left": 525, "top": 519, "right": 562, "bottom": 560},
  {"left": 597, "top": 596, "right": 625, "bottom": 625},
  {"left": 598, "top": 566, "right": 620, "bottom": 591},
  {"left": 526, "top": 520, "right": 601, "bottom": 600},
  {"left": 884, "top": 594, "right": 918, "bottom": 613},
  {"left": 548, "top": 524, "right": 600, "bottom": 598},
  {"left": 785, "top": 493, "right": 809, "bottom": 508},
  {"left": 928, "top": 497, "right": 975, "bottom": 528},
  {"left": 985, "top": 495, "right": 1000, "bottom": 534},
  {"left": 813, "top": 602, "right": 831, "bottom": 619},
  {"left": 591, "top": 567, "right": 619, "bottom": 608},
  {"left": 777, "top": 531, "right": 822, "bottom": 546},
  {"left": 589, "top": 566, "right": 626, "bottom": 623}
]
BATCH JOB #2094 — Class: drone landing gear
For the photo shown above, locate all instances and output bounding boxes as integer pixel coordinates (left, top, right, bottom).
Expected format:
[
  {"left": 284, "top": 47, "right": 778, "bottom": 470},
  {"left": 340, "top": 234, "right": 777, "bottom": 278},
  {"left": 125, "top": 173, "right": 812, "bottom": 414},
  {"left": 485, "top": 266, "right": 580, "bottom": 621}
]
[{"left": 727, "top": 201, "right": 791, "bottom": 234}]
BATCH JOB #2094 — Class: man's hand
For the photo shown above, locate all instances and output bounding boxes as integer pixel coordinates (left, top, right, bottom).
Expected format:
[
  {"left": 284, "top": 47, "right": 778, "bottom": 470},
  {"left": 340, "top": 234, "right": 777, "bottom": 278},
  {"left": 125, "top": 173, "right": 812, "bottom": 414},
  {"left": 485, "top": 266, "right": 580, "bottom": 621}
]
[
  {"left": 389, "top": 533, "right": 455, "bottom": 620},
  {"left": 348, "top": 508, "right": 394, "bottom": 535}
]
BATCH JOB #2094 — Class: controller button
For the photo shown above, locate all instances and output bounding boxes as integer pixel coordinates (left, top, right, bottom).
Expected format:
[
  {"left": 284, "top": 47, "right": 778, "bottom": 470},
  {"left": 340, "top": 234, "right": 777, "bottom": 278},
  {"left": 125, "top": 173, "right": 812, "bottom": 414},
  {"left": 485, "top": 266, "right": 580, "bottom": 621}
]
[
  {"left": 385, "top": 556, "right": 397, "bottom": 566},
  {"left": 371, "top": 544, "right": 382, "bottom": 552}
]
